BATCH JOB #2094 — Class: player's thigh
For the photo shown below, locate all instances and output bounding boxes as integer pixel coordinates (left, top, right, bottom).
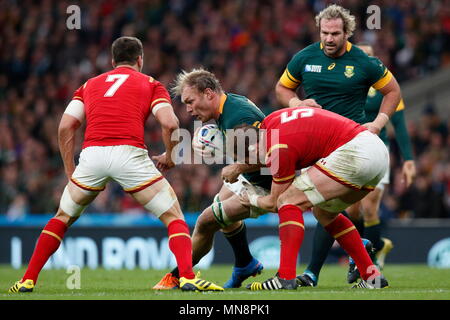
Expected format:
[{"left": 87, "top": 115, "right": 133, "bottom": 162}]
[
  {"left": 57, "top": 181, "right": 100, "bottom": 225},
  {"left": 221, "top": 194, "right": 252, "bottom": 221},
  {"left": 67, "top": 181, "right": 100, "bottom": 205},
  {"left": 279, "top": 166, "right": 356, "bottom": 209},
  {"left": 218, "top": 183, "right": 236, "bottom": 201},
  {"left": 59, "top": 147, "right": 111, "bottom": 224},
  {"left": 277, "top": 183, "right": 313, "bottom": 211},
  {"left": 207, "top": 192, "right": 251, "bottom": 229},
  {"left": 308, "top": 166, "right": 360, "bottom": 201},
  {"left": 281, "top": 166, "right": 370, "bottom": 214},
  {"left": 218, "top": 181, "right": 249, "bottom": 233},
  {"left": 131, "top": 178, "right": 182, "bottom": 225},
  {"left": 108, "top": 145, "right": 182, "bottom": 223}
]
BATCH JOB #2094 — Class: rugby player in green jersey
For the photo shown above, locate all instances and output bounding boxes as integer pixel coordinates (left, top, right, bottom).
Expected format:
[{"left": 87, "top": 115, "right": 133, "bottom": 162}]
[
  {"left": 275, "top": 4, "right": 401, "bottom": 132},
  {"left": 274, "top": 4, "right": 402, "bottom": 287},
  {"left": 153, "top": 69, "right": 270, "bottom": 289},
  {"left": 344, "top": 44, "right": 416, "bottom": 283}
]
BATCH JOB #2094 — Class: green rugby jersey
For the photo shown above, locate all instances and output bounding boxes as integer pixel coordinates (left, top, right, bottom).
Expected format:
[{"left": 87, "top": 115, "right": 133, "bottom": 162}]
[
  {"left": 365, "top": 87, "right": 414, "bottom": 160},
  {"left": 216, "top": 93, "right": 272, "bottom": 189},
  {"left": 279, "top": 41, "right": 393, "bottom": 124}
]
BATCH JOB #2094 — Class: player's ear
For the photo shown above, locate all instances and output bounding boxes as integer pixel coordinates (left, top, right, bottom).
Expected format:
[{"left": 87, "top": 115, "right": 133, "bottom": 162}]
[
  {"left": 111, "top": 59, "right": 116, "bottom": 68},
  {"left": 204, "top": 88, "right": 214, "bottom": 100},
  {"left": 137, "top": 55, "right": 143, "bottom": 71}
]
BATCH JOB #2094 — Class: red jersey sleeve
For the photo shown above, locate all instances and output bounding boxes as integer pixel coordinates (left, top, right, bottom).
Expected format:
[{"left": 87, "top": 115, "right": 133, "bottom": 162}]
[
  {"left": 266, "top": 146, "right": 296, "bottom": 184},
  {"left": 72, "top": 82, "right": 86, "bottom": 102},
  {"left": 149, "top": 81, "right": 172, "bottom": 112}
]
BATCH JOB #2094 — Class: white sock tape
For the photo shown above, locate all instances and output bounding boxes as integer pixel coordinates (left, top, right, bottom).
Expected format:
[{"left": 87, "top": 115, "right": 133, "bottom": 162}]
[{"left": 144, "top": 185, "right": 176, "bottom": 217}]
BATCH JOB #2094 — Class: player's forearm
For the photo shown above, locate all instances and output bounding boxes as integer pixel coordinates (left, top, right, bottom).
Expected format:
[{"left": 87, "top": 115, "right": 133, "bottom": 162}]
[
  {"left": 58, "top": 115, "right": 81, "bottom": 178},
  {"left": 391, "top": 110, "right": 414, "bottom": 161},
  {"left": 380, "top": 88, "right": 401, "bottom": 117},
  {"left": 250, "top": 194, "right": 277, "bottom": 213},
  {"left": 248, "top": 181, "right": 289, "bottom": 212},
  {"left": 233, "top": 163, "right": 263, "bottom": 174},
  {"left": 371, "top": 93, "right": 400, "bottom": 131},
  {"left": 375, "top": 76, "right": 402, "bottom": 129},
  {"left": 58, "top": 127, "right": 77, "bottom": 178},
  {"left": 275, "top": 81, "right": 297, "bottom": 108},
  {"left": 161, "top": 125, "right": 178, "bottom": 161}
]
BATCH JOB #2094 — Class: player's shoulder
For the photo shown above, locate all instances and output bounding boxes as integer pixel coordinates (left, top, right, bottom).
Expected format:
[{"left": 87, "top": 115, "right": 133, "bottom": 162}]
[
  {"left": 219, "top": 93, "right": 264, "bottom": 128},
  {"left": 348, "top": 43, "right": 369, "bottom": 58},
  {"left": 225, "top": 93, "right": 263, "bottom": 113},
  {"left": 226, "top": 93, "right": 252, "bottom": 105},
  {"left": 350, "top": 46, "right": 384, "bottom": 67}
]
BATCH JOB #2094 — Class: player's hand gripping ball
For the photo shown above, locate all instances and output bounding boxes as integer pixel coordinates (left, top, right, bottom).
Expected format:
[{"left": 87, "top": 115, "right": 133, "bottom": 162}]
[{"left": 193, "top": 124, "right": 225, "bottom": 159}]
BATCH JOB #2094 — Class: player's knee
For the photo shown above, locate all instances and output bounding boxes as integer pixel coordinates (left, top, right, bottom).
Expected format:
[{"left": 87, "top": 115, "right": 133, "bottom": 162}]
[
  {"left": 209, "top": 194, "right": 235, "bottom": 228},
  {"left": 221, "top": 221, "right": 242, "bottom": 234},
  {"left": 158, "top": 209, "right": 184, "bottom": 227},
  {"left": 363, "top": 206, "right": 378, "bottom": 221},
  {"left": 195, "top": 209, "right": 219, "bottom": 234},
  {"left": 314, "top": 209, "right": 339, "bottom": 226},
  {"left": 346, "top": 203, "right": 361, "bottom": 221},
  {"left": 277, "top": 191, "right": 311, "bottom": 212},
  {"left": 53, "top": 209, "right": 73, "bottom": 226},
  {"left": 59, "top": 186, "right": 90, "bottom": 218}
]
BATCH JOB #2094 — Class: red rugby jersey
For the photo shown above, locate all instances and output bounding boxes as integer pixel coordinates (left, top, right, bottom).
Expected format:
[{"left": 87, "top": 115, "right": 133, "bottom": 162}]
[
  {"left": 261, "top": 107, "right": 366, "bottom": 184},
  {"left": 72, "top": 66, "right": 171, "bottom": 149}
]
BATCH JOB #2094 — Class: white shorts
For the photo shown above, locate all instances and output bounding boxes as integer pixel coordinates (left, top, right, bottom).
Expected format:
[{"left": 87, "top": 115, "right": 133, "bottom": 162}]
[
  {"left": 313, "top": 130, "right": 389, "bottom": 191},
  {"left": 71, "top": 145, "right": 163, "bottom": 193},
  {"left": 375, "top": 146, "right": 390, "bottom": 190}
]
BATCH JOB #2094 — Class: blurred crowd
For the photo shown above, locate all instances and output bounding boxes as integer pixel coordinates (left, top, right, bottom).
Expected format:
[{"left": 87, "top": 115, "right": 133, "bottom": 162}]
[{"left": 1, "top": 0, "right": 449, "bottom": 219}]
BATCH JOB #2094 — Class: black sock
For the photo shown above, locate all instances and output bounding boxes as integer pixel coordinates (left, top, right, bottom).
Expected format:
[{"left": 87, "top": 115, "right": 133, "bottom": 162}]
[
  {"left": 171, "top": 267, "right": 179, "bottom": 278},
  {"left": 353, "top": 217, "right": 365, "bottom": 236},
  {"left": 340, "top": 210, "right": 365, "bottom": 236},
  {"left": 363, "top": 220, "right": 384, "bottom": 252},
  {"left": 223, "top": 222, "right": 253, "bottom": 268},
  {"left": 306, "top": 222, "right": 335, "bottom": 277},
  {"left": 170, "top": 256, "right": 201, "bottom": 278}
]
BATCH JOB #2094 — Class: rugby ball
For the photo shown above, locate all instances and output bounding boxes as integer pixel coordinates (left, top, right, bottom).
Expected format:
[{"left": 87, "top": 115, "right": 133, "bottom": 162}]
[{"left": 194, "top": 124, "right": 225, "bottom": 157}]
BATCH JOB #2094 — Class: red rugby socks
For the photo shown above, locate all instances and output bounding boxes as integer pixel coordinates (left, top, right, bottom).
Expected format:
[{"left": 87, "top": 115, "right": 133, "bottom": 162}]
[
  {"left": 23, "top": 218, "right": 68, "bottom": 283},
  {"left": 325, "top": 214, "right": 380, "bottom": 280},
  {"left": 277, "top": 204, "right": 305, "bottom": 280},
  {"left": 168, "top": 219, "right": 195, "bottom": 280}
]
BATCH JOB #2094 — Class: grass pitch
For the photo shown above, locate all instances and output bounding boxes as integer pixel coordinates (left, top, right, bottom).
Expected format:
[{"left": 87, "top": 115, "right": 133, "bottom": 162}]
[{"left": 1, "top": 264, "right": 449, "bottom": 300}]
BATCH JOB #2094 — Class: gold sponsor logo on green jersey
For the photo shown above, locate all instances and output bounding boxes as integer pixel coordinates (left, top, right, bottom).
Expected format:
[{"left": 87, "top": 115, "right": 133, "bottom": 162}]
[{"left": 327, "top": 63, "right": 336, "bottom": 70}]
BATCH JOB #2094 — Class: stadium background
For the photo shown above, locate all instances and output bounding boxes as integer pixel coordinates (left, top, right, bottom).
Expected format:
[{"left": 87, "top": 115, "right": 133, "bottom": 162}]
[{"left": 0, "top": 0, "right": 449, "bottom": 269}]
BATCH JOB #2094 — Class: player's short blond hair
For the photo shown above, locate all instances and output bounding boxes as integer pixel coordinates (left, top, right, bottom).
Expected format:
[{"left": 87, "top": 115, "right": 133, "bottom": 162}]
[
  {"left": 171, "top": 68, "right": 223, "bottom": 96},
  {"left": 315, "top": 4, "right": 356, "bottom": 37}
]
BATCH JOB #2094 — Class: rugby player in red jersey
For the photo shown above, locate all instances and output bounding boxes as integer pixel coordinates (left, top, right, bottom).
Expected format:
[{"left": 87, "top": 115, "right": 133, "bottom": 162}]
[
  {"left": 230, "top": 106, "right": 389, "bottom": 290},
  {"left": 9, "top": 37, "right": 223, "bottom": 293}
]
